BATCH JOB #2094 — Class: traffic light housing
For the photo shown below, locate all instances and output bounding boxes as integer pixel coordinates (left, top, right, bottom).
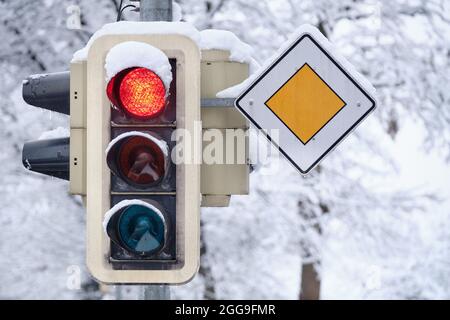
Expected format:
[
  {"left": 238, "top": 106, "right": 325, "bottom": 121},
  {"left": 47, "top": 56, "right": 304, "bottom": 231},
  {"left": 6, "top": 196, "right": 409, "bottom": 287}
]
[
  {"left": 83, "top": 34, "right": 200, "bottom": 284},
  {"left": 21, "top": 26, "right": 251, "bottom": 286},
  {"left": 21, "top": 72, "right": 71, "bottom": 179},
  {"left": 22, "top": 137, "right": 70, "bottom": 180}
]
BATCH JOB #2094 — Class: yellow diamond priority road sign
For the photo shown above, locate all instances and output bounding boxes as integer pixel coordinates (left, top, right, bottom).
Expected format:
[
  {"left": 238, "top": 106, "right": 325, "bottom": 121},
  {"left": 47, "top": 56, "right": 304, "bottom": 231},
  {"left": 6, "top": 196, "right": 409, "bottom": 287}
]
[
  {"left": 235, "top": 25, "right": 376, "bottom": 174},
  {"left": 266, "top": 63, "right": 347, "bottom": 145}
]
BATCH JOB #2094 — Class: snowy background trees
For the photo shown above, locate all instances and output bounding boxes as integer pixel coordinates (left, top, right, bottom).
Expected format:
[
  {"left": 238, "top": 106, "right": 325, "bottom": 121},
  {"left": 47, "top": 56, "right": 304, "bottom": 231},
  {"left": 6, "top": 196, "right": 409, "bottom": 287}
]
[{"left": 0, "top": 0, "right": 449, "bottom": 299}]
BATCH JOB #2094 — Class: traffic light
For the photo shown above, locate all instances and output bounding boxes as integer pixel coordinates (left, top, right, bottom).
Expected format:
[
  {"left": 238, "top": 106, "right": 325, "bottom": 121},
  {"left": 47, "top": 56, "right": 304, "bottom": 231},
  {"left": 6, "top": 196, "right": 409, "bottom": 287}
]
[
  {"left": 21, "top": 27, "right": 251, "bottom": 285},
  {"left": 21, "top": 72, "right": 71, "bottom": 179},
  {"left": 22, "top": 137, "right": 70, "bottom": 180},
  {"left": 81, "top": 34, "right": 201, "bottom": 284}
]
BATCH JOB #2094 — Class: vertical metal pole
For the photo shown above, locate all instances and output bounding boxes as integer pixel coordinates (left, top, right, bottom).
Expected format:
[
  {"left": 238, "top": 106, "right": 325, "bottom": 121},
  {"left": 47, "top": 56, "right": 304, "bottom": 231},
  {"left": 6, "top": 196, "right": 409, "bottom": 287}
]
[
  {"left": 115, "top": 285, "right": 123, "bottom": 300},
  {"left": 138, "top": 0, "right": 172, "bottom": 300},
  {"left": 140, "top": 0, "right": 172, "bottom": 22},
  {"left": 143, "top": 285, "right": 171, "bottom": 300}
]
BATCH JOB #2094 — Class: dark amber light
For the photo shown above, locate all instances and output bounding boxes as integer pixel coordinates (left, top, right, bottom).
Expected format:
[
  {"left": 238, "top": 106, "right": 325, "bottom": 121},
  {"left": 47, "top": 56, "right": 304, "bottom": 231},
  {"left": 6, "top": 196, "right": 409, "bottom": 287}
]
[{"left": 118, "top": 136, "right": 166, "bottom": 185}]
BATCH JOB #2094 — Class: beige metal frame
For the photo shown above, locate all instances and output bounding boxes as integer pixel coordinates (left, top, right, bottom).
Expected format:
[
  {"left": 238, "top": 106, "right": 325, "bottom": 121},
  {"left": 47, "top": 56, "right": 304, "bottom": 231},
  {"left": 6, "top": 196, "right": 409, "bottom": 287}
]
[
  {"left": 200, "top": 50, "right": 250, "bottom": 207},
  {"left": 85, "top": 34, "right": 200, "bottom": 284},
  {"left": 69, "top": 61, "right": 87, "bottom": 196}
]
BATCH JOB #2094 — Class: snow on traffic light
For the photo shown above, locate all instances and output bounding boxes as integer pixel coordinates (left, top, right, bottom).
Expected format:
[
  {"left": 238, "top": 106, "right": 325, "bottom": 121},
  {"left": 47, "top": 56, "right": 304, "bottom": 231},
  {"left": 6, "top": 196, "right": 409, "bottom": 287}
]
[
  {"left": 21, "top": 22, "right": 252, "bottom": 285},
  {"left": 83, "top": 35, "right": 201, "bottom": 284}
]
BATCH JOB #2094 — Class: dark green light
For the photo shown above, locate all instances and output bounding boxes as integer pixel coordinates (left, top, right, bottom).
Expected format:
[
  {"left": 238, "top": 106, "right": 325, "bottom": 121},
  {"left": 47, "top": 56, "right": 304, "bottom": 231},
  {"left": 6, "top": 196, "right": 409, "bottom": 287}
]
[{"left": 118, "top": 204, "right": 165, "bottom": 255}]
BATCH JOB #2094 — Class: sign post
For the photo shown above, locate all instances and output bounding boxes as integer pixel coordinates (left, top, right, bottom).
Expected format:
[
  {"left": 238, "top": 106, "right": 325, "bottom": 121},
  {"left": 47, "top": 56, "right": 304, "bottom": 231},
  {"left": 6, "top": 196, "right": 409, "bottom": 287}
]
[{"left": 140, "top": 0, "right": 172, "bottom": 301}]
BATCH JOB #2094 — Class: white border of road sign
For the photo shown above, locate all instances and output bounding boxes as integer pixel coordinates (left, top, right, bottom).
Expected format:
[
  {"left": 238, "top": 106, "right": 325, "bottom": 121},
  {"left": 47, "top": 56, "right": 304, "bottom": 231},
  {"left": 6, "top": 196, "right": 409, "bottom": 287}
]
[{"left": 235, "top": 25, "right": 376, "bottom": 174}]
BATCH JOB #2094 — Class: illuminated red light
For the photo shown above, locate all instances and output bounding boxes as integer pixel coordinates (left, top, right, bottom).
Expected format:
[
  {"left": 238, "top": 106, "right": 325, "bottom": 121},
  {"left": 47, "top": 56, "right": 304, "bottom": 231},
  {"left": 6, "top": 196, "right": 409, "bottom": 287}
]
[
  {"left": 118, "top": 136, "right": 166, "bottom": 185},
  {"left": 106, "top": 75, "right": 119, "bottom": 107},
  {"left": 107, "top": 67, "right": 166, "bottom": 119}
]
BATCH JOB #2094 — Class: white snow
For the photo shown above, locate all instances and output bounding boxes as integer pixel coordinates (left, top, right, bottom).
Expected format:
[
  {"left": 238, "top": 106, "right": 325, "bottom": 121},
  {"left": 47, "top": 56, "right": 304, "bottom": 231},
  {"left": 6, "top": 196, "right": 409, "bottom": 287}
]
[
  {"left": 105, "top": 41, "right": 172, "bottom": 93},
  {"left": 29, "top": 73, "right": 48, "bottom": 80},
  {"left": 199, "top": 29, "right": 260, "bottom": 73},
  {"left": 38, "top": 127, "right": 70, "bottom": 140},
  {"left": 216, "top": 24, "right": 376, "bottom": 99},
  {"left": 71, "top": 21, "right": 201, "bottom": 62},
  {"left": 105, "top": 131, "right": 169, "bottom": 158},
  {"left": 172, "top": 2, "right": 182, "bottom": 22},
  {"left": 103, "top": 199, "right": 165, "bottom": 234},
  {"left": 72, "top": 22, "right": 261, "bottom": 76},
  {"left": 216, "top": 75, "right": 256, "bottom": 98}
]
